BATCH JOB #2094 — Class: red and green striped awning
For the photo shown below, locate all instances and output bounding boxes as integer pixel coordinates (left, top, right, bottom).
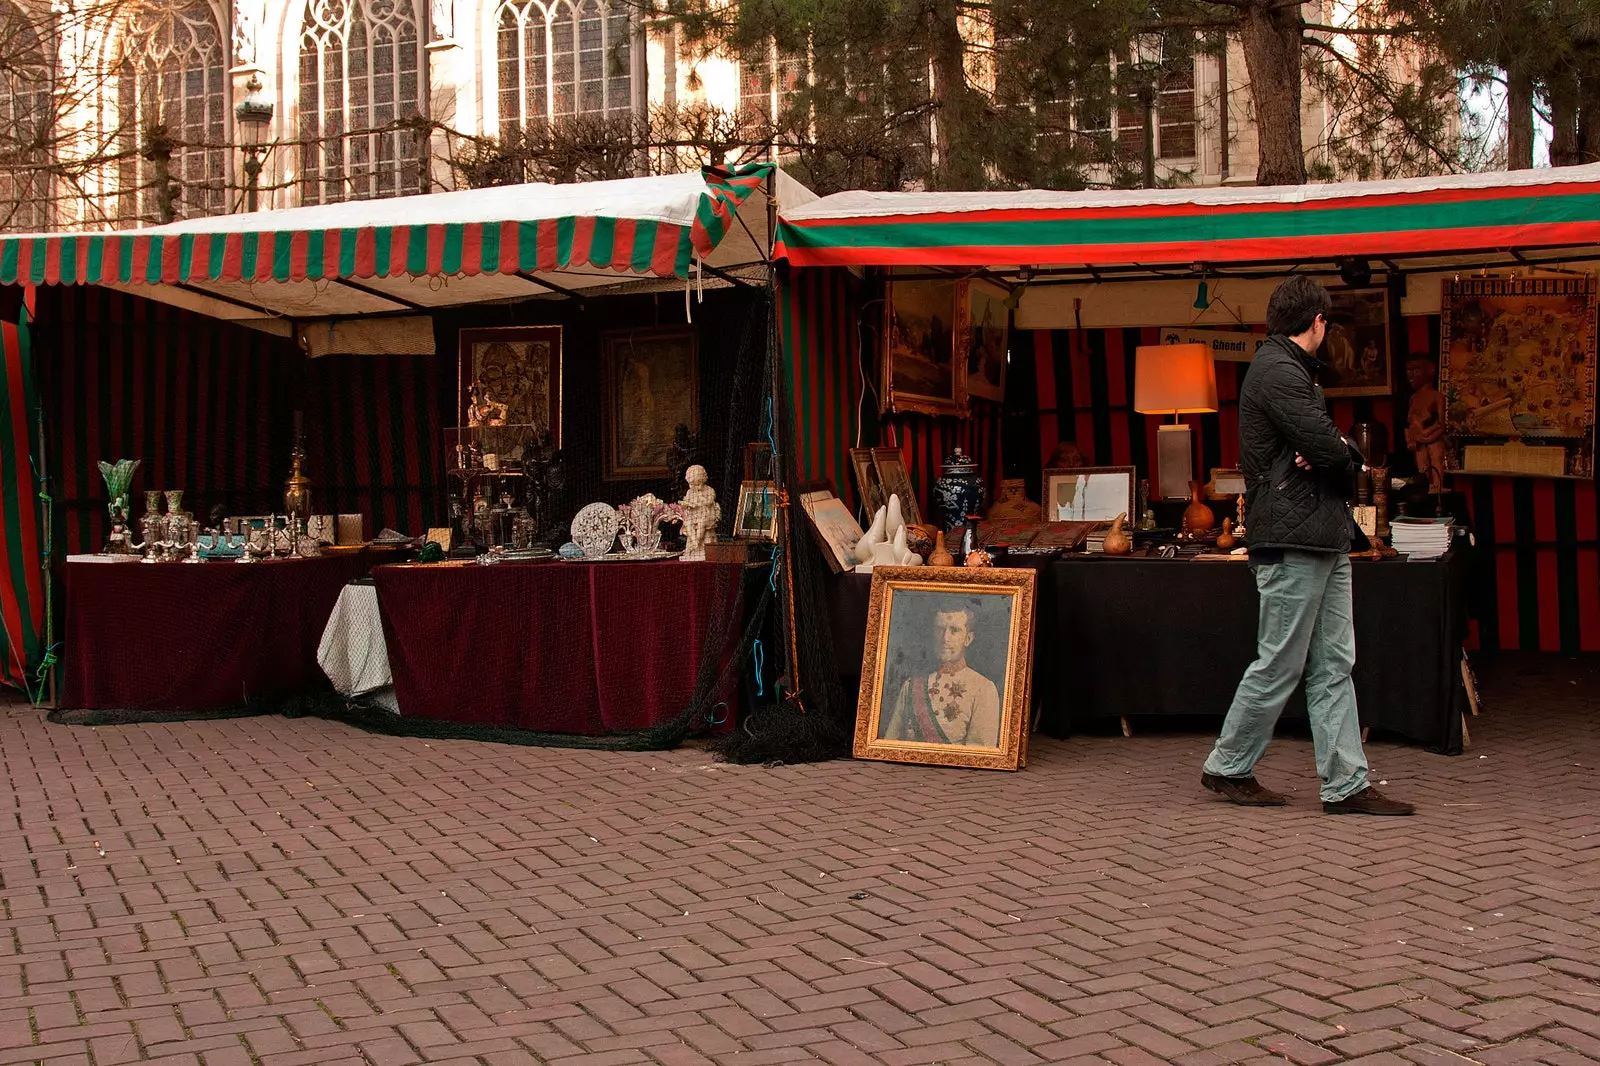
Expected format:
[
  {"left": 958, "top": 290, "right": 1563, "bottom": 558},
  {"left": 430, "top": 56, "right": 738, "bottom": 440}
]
[
  {"left": 774, "top": 165, "right": 1600, "bottom": 269},
  {"left": 0, "top": 163, "right": 774, "bottom": 290}
]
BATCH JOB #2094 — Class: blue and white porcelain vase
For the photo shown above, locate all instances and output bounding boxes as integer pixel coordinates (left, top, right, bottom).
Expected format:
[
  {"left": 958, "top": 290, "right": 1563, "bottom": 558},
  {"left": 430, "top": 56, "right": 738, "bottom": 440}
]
[{"left": 932, "top": 448, "right": 985, "bottom": 532}]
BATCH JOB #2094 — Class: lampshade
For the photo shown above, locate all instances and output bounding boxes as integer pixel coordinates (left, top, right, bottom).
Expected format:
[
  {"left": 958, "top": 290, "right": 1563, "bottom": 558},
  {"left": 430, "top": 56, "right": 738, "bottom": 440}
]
[{"left": 1134, "top": 343, "right": 1218, "bottom": 415}]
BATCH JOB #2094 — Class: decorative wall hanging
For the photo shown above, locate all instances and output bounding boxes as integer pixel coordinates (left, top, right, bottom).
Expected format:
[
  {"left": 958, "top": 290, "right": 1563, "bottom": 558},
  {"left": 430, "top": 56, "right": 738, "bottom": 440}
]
[
  {"left": 601, "top": 326, "right": 699, "bottom": 480},
  {"left": 1440, "top": 275, "right": 1597, "bottom": 478},
  {"left": 457, "top": 326, "right": 562, "bottom": 442}
]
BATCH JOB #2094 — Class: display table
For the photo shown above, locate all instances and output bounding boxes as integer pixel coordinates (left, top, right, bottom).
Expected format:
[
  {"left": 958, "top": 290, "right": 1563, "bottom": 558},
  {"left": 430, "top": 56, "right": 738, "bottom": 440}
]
[
  {"left": 1046, "top": 549, "right": 1469, "bottom": 753},
  {"left": 371, "top": 561, "right": 744, "bottom": 735},
  {"left": 62, "top": 552, "right": 371, "bottom": 713}
]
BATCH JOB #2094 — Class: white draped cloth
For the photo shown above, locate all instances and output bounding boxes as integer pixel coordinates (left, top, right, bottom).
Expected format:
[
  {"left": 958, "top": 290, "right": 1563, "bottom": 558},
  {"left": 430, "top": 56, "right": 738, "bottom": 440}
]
[{"left": 317, "top": 583, "right": 400, "bottom": 712}]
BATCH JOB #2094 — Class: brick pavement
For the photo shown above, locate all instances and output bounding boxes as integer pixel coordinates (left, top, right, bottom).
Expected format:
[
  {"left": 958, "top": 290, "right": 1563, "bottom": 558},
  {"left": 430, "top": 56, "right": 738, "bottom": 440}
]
[{"left": 1, "top": 652, "right": 1597, "bottom": 1066}]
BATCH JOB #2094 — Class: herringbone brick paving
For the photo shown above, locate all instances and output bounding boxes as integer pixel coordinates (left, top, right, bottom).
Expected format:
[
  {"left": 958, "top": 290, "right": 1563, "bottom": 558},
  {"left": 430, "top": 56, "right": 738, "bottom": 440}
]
[{"left": 2, "top": 654, "right": 1597, "bottom": 1066}]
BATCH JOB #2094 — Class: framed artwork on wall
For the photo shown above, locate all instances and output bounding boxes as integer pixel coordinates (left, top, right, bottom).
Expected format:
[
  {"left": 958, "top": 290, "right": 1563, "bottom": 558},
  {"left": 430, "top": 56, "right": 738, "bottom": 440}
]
[
  {"left": 882, "top": 277, "right": 967, "bottom": 416},
  {"left": 853, "top": 565, "right": 1036, "bottom": 771},
  {"left": 958, "top": 278, "right": 1009, "bottom": 403},
  {"left": 1319, "top": 288, "right": 1391, "bottom": 397},
  {"left": 457, "top": 326, "right": 563, "bottom": 442},
  {"left": 600, "top": 326, "right": 699, "bottom": 480}
]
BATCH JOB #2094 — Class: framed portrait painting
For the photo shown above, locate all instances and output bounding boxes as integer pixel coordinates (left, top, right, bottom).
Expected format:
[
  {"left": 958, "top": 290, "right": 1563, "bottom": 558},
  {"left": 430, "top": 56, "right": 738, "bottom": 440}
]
[
  {"left": 959, "top": 279, "right": 1010, "bottom": 404},
  {"left": 1319, "top": 288, "right": 1391, "bottom": 397},
  {"left": 601, "top": 326, "right": 699, "bottom": 480},
  {"left": 855, "top": 566, "right": 1036, "bottom": 771},
  {"left": 733, "top": 481, "right": 779, "bottom": 540},
  {"left": 457, "top": 326, "right": 562, "bottom": 442},
  {"left": 883, "top": 278, "right": 967, "bottom": 416}
]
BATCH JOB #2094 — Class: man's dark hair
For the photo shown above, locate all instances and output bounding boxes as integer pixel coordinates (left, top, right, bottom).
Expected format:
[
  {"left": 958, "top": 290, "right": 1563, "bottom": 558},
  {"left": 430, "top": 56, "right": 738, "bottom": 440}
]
[{"left": 1266, "top": 275, "right": 1332, "bottom": 337}]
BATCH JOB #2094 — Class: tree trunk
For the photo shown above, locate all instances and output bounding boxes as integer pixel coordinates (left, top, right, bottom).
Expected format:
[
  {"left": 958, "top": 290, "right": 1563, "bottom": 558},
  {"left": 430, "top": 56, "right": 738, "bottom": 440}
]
[
  {"left": 1549, "top": 75, "right": 1579, "bottom": 166},
  {"left": 1506, "top": 69, "right": 1534, "bottom": 169},
  {"left": 1578, "top": 70, "right": 1600, "bottom": 162},
  {"left": 925, "top": 0, "right": 984, "bottom": 190},
  {"left": 1239, "top": 0, "right": 1306, "bottom": 185}
]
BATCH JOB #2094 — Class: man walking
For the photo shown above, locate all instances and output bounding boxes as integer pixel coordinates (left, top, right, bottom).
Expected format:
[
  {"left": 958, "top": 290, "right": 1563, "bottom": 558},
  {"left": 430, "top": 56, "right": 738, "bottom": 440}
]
[{"left": 1201, "top": 276, "right": 1415, "bottom": 816}]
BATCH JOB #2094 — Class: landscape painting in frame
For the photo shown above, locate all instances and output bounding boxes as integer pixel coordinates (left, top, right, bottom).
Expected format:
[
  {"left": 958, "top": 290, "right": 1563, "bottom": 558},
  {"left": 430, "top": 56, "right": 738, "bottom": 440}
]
[
  {"left": 601, "top": 326, "right": 699, "bottom": 480},
  {"left": 883, "top": 278, "right": 965, "bottom": 415},
  {"left": 458, "top": 326, "right": 563, "bottom": 442},
  {"left": 854, "top": 566, "right": 1036, "bottom": 771}
]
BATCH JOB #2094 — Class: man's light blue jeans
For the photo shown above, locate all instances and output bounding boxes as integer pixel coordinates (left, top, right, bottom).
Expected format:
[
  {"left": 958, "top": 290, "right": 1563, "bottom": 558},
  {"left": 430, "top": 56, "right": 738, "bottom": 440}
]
[{"left": 1203, "top": 550, "right": 1369, "bottom": 803}]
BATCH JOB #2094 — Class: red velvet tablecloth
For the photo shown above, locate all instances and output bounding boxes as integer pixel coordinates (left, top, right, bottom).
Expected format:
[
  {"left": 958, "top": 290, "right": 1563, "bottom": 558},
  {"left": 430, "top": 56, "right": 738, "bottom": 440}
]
[
  {"left": 62, "top": 552, "right": 371, "bottom": 712},
  {"left": 371, "top": 560, "right": 743, "bottom": 734}
]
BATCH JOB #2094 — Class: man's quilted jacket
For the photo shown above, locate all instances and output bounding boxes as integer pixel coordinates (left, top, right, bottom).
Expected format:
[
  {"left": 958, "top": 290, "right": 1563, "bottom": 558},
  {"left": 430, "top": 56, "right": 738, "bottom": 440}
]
[{"left": 1238, "top": 334, "right": 1357, "bottom": 554}]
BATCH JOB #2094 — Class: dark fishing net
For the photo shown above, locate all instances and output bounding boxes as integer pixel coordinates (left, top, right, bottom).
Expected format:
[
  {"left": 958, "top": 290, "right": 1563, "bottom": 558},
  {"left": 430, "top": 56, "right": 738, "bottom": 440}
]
[{"left": 708, "top": 288, "right": 854, "bottom": 766}]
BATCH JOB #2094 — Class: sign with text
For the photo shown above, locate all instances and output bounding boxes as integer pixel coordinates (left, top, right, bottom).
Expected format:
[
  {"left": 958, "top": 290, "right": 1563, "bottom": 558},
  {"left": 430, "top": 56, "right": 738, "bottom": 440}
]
[{"left": 1159, "top": 327, "right": 1266, "bottom": 362}]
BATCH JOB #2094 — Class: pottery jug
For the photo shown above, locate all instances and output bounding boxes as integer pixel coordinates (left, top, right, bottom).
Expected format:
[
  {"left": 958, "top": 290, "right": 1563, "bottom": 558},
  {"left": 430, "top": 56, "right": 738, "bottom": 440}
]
[
  {"left": 1216, "top": 517, "right": 1236, "bottom": 551},
  {"left": 928, "top": 529, "right": 956, "bottom": 567},
  {"left": 1183, "top": 481, "right": 1215, "bottom": 534},
  {"left": 932, "top": 448, "right": 985, "bottom": 532},
  {"left": 1101, "top": 513, "right": 1132, "bottom": 555}
]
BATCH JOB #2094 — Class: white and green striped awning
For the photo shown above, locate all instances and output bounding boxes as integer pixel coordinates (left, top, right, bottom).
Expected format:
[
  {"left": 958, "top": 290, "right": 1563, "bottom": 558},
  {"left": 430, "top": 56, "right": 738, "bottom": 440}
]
[{"left": 0, "top": 164, "right": 809, "bottom": 325}]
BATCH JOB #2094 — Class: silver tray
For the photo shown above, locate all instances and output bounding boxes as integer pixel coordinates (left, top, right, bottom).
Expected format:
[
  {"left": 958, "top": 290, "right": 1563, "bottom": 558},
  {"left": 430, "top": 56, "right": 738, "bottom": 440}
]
[{"left": 562, "top": 550, "right": 683, "bottom": 563}]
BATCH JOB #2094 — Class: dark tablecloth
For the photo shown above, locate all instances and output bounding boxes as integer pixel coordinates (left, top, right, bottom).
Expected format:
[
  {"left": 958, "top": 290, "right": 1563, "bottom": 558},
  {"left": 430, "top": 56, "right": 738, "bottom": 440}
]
[
  {"left": 1047, "top": 550, "right": 1469, "bottom": 753},
  {"left": 62, "top": 552, "right": 370, "bottom": 712},
  {"left": 371, "top": 561, "right": 743, "bottom": 734}
]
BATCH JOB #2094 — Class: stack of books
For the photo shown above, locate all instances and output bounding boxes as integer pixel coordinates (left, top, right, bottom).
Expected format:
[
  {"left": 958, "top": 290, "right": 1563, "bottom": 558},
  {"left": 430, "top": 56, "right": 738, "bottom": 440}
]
[
  {"left": 1390, "top": 517, "right": 1453, "bottom": 560},
  {"left": 1085, "top": 527, "right": 1108, "bottom": 553}
]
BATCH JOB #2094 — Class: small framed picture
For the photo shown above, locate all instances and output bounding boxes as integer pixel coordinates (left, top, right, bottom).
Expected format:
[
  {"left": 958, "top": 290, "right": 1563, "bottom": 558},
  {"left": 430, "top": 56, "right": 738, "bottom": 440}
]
[
  {"left": 1319, "top": 288, "right": 1391, "bottom": 397},
  {"left": 855, "top": 566, "right": 1036, "bottom": 771},
  {"left": 1040, "top": 466, "right": 1135, "bottom": 524},
  {"left": 799, "top": 489, "right": 865, "bottom": 573},
  {"left": 870, "top": 447, "right": 924, "bottom": 526},
  {"left": 850, "top": 447, "right": 886, "bottom": 517},
  {"left": 733, "top": 481, "right": 779, "bottom": 540},
  {"left": 958, "top": 278, "right": 1009, "bottom": 404}
]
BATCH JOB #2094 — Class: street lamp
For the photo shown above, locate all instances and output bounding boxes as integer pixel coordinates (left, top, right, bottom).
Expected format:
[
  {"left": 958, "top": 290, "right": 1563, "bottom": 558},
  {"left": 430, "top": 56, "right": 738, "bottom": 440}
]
[
  {"left": 1130, "top": 33, "right": 1163, "bottom": 188},
  {"left": 234, "top": 75, "right": 274, "bottom": 212}
]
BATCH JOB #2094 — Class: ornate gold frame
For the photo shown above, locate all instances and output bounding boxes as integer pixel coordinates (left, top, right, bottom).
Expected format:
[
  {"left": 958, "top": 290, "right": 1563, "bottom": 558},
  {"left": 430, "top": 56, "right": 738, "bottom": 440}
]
[
  {"left": 881, "top": 277, "right": 968, "bottom": 417},
  {"left": 854, "top": 565, "right": 1036, "bottom": 771}
]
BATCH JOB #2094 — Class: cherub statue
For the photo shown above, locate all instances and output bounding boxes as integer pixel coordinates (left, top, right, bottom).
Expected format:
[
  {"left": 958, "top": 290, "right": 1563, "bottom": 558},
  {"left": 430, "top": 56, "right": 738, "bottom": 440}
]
[
  {"left": 679, "top": 464, "right": 720, "bottom": 562},
  {"left": 466, "top": 379, "right": 508, "bottom": 427},
  {"left": 1405, "top": 356, "right": 1447, "bottom": 494}
]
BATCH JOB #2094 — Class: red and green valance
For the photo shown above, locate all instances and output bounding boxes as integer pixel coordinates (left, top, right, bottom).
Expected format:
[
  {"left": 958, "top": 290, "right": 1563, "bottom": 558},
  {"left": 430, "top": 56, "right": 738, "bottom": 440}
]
[{"left": 774, "top": 170, "right": 1600, "bottom": 268}]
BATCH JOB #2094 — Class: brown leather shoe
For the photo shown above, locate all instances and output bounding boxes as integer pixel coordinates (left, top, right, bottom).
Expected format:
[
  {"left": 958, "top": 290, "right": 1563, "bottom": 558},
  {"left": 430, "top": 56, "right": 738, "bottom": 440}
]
[
  {"left": 1322, "top": 786, "right": 1416, "bottom": 816},
  {"left": 1201, "top": 772, "right": 1288, "bottom": 806}
]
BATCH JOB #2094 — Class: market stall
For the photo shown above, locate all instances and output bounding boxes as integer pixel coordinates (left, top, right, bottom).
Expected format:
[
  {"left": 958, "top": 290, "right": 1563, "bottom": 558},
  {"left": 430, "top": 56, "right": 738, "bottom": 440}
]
[
  {"left": 771, "top": 166, "right": 1600, "bottom": 765},
  {"left": 1, "top": 164, "right": 816, "bottom": 737}
]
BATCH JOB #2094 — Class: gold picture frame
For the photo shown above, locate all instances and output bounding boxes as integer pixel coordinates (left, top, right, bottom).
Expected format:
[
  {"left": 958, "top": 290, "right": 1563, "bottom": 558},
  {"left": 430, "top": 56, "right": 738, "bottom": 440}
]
[
  {"left": 600, "top": 326, "right": 699, "bottom": 480},
  {"left": 882, "top": 277, "right": 968, "bottom": 416},
  {"left": 855, "top": 566, "right": 1036, "bottom": 771},
  {"left": 870, "top": 447, "right": 924, "bottom": 526},
  {"left": 1040, "top": 466, "right": 1136, "bottom": 524}
]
